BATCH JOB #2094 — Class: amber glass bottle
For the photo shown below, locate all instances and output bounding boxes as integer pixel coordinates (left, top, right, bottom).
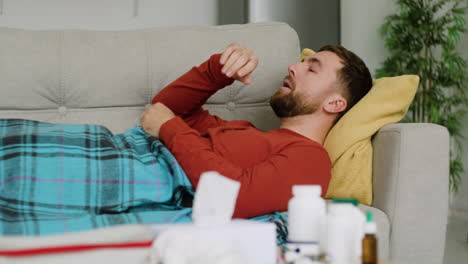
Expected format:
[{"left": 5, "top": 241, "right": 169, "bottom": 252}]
[{"left": 362, "top": 211, "right": 378, "bottom": 264}]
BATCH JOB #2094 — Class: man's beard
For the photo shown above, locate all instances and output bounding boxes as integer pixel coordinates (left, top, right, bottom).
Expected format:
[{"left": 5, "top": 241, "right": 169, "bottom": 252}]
[{"left": 269, "top": 89, "right": 320, "bottom": 118}]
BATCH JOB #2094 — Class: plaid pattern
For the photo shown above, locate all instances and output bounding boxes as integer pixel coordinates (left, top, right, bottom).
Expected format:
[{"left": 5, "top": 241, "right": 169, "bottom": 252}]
[
  {"left": 0, "top": 119, "right": 193, "bottom": 235},
  {"left": 0, "top": 119, "right": 288, "bottom": 243}
]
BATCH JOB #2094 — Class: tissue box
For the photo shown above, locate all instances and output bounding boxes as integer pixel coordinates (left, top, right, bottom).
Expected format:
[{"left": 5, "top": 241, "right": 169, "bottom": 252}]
[{"left": 150, "top": 220, "right": 277, "bottom": 264}]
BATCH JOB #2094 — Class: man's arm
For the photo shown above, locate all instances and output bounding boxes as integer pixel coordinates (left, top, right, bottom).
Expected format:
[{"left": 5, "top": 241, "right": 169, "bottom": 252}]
[
  {"left": 151, "top": 53, "right": 233, "bottom": 120},
  {"left": 158, "top": 121, "right": 331, "bottom": 218},
  {"left": 141, "top": 44, "right": 258, "bottom": 136}
]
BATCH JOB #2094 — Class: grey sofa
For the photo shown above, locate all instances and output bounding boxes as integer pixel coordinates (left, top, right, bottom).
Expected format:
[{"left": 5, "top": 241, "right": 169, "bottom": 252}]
[{"left": 0, "top": 22, "right": 449, "bottom": 264}]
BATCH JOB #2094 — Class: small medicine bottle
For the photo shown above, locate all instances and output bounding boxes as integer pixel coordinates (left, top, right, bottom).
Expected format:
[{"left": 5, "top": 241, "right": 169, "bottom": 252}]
[
  {"left": 362, "top": 211, "right": 378, "bottom": 264},
  {"left": 287, "top": 185, "right": 326, "bottom": 245}
]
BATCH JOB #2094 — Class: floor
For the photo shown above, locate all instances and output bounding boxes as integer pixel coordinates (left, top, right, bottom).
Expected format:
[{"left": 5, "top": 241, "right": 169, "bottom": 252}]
[{"left": 443, "top": 215, "right": 468, "bottom": 264}]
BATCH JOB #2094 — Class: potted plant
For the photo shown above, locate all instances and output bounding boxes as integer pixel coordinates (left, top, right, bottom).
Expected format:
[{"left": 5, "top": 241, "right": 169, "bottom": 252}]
[{"left": 376, "top": 0, "right": 468, "bottom": 192}]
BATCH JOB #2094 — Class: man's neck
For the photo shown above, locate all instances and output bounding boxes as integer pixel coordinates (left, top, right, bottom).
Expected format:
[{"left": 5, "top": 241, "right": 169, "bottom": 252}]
[{"left": 279, "top": 114, "right": 333, "bottom": 145}]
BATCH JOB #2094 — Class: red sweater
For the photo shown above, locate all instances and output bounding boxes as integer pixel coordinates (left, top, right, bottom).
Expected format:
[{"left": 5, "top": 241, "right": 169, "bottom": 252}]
[{"left": 153, "top": 54, "right": 331, "bottom": 218}]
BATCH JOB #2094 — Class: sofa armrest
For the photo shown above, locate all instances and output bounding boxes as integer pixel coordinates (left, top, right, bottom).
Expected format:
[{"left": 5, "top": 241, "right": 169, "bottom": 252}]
[{"left": 372, "top": 123, "right": 449, "bottom": 264}]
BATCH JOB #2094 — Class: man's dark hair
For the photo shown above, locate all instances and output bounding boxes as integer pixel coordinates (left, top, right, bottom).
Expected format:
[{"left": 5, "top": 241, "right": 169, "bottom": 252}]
[{"left": 318, "top": 45, "right": 372, "bottom": 123}]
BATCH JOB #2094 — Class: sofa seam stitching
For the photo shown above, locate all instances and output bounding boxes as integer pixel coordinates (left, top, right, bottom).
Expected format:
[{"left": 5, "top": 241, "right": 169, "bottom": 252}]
[
  {"left": 144, "top": 32, "right": 152, "bottom": 105},
  {"left": 207, "top": 102, "right": 270, "bottom": 108},
  {"left": 58, "top": 31, "right": 65, "bottom": 108},
  {"left": 0, "top": 103, "right": 272, "bottom": 112}
]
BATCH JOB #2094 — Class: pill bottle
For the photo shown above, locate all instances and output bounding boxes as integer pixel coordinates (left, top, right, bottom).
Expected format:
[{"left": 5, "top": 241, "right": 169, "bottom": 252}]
[
  {"left": 327, "top": 203, "right": 359, "bottom": 264},
  {"left": 288, "top": 185, "right": 326, "bottom": 247}
]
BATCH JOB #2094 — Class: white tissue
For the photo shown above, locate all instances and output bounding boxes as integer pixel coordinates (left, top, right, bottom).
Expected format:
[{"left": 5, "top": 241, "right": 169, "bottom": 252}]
[
  {"left": 148, "top": 171, "right": 276, "bottom": 264},
  {"left": 192, "top": 171, "right": 240, "bottom": 226},
  {"left": 150, "top": 221, "right": 276, "bottom": 264},
  {"left": 149, "top": 227, "right": 247, "bottom": 264}
]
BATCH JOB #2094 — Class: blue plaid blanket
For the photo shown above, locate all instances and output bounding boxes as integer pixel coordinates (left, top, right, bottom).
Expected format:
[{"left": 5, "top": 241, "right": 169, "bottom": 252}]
[
  {"left": 0, "top": 119, "right": 288, "bottom": 241},
  {"left": 0, "top": 119, "right": 194, "bottom": 235}
]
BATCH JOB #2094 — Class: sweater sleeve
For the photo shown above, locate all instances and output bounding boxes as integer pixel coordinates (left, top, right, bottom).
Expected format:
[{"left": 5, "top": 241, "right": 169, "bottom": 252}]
[
  {"left": 159, "top": 118, "right": 331, "bottom": 219},
  {"left": 151, "top": 53, "right": 235, "bottom": 133}
]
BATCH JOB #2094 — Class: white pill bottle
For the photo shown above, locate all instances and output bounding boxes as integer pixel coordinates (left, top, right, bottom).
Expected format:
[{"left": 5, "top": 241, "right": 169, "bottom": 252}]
[
  {"left": 287, "top": 185, "right": 327, "bottom": 249},
  {"left": 327, "top": 203, "right": 363, "bottom": 264}
]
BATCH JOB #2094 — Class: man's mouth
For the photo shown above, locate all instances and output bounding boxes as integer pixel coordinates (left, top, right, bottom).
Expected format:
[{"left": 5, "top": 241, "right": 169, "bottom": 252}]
[{"left": 282, "top": 77, "right": 294, "bottom": 90}]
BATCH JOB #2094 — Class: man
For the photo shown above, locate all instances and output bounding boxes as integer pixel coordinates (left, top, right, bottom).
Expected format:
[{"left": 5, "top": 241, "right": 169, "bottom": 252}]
[{"left": 140, "top": 43, "right": 372, "bottom": 218}]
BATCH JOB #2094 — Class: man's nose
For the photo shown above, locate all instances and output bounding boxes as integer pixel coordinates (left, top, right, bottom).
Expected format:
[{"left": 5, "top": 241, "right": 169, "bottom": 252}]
[{"left": 288, "top": 64, "right": 297, "bottom": 77}]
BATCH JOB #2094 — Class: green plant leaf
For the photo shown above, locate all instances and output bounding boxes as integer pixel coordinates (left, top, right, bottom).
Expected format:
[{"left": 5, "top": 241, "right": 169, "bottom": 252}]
[{"left": 375, "top": 0, "right": 468, "bottom": 193}]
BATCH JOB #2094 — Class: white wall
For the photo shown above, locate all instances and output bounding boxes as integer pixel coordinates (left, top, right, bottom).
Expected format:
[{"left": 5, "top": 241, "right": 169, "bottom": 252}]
[
  {"left": 0, "top": 0, "right": 218, "bottom": 29},
  {"left": 341, "top": 0, "right": 468, "bottom": 217},
  {"left": 340, "top": 0, "right": 396, "bottom": 78}
]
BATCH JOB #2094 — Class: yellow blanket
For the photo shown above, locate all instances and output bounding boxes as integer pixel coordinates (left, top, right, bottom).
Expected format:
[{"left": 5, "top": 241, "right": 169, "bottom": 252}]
[{"left": 301, "top": 48, "right": 419, "bottom": 205}]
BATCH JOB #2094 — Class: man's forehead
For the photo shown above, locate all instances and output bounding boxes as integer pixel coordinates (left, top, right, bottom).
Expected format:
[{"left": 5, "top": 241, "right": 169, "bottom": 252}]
[{"left": 304, "top": 51, "right": 343, "bottom": 69}]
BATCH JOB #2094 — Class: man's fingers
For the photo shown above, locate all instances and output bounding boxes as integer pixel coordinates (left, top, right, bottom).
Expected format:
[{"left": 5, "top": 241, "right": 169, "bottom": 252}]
[
  {"left": 220, "top": 44, "right": 257, "bottom": 83},
  {"left": 221, "top": 50, "right": 243, "bottom": 75},
  {"left": 225, "top": 55, "right": 248, "bottom": 77},
  {"left": 220, "top": 43, "right": 239, "bottom": 65},
  {"left": 236, "top": 59, "right": 258, "bottom": 78}
]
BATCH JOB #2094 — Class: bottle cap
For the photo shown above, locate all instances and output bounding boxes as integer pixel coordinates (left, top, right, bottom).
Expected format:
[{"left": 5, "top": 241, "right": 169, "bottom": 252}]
[
  {"left": 332, "top": 198, "right": 359, "bottom": 206},
  {"left": 365, "top": 211, "right": 377, "bottom": 234},
  {"left": 292, "top": 185, "right": 321, "bottom": 197}
]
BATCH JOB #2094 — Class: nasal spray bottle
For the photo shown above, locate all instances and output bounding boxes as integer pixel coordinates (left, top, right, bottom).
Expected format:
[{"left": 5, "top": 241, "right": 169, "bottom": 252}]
[
  {"left": 285, "top": 185, "right": 326, "bottom": 263},
  {"left": 362, "top": 211, "right": 378, "bottom": 264}
]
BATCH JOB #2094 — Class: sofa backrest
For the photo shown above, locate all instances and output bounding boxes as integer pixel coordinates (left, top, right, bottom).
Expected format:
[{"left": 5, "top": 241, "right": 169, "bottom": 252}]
[{"left": 0, "top": 22, "right": 299, "bottom": 133}]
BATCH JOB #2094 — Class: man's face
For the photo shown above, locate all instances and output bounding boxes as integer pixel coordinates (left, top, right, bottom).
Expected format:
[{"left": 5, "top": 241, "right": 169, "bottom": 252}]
[{"left": 270, "top": 51, "right": 344, "bottom": 118}]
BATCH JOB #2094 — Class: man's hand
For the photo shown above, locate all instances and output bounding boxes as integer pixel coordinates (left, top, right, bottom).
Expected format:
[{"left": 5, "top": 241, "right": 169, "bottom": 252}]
[
  {"left": 140, "top": 103, "right": 175, "bottom": 138},
  {"left": 219, "top": 43, "right": 259, "bottom": 85}
]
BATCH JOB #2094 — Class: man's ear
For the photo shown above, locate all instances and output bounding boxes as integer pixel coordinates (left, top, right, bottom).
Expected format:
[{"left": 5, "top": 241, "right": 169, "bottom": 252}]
[{"left": 323, "top": 95, "right": 347, "bottom": 114}]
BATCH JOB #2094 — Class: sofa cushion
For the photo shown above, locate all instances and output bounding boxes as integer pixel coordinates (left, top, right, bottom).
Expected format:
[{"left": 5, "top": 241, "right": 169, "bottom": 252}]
[
  {"left": 324, "top": 75, "right": 419, "bottom": 205},
  {"left": 0, "top": 22, "right": 298, "bottom": 133}
]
